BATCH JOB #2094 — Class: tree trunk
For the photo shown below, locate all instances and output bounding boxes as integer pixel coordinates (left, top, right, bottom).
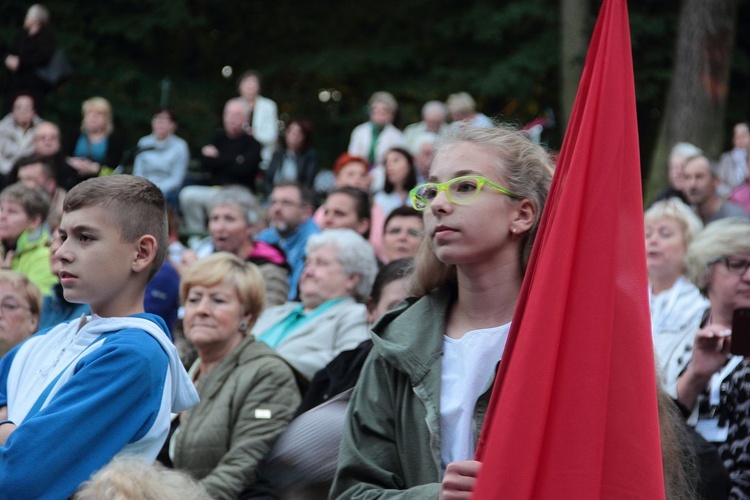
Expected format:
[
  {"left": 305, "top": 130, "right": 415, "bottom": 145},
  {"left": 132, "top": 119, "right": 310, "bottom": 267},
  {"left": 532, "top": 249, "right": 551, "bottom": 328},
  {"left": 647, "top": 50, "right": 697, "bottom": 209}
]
[
  {"left": 645, "top": 0, "right": 738, "bottom": 204},
  {"left": 560, "top": 0, "right": 590, "bottom": 131}
]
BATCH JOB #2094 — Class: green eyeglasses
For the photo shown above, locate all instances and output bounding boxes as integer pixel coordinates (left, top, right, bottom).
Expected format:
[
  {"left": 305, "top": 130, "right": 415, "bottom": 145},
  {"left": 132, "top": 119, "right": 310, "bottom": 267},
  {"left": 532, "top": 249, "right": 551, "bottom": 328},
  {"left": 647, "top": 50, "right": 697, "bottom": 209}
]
[{"left": 409, "top": 175, "right": 519, "bottom": 211}]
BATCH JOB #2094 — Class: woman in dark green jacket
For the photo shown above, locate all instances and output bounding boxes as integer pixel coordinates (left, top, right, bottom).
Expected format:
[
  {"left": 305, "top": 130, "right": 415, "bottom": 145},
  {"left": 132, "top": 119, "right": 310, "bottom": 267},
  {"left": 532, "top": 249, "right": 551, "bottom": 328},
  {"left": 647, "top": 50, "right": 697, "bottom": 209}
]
[
  {"left": 170, "top": 253, "right": 300, "bottom": 499},
  {"left": 331, "top": 125, "right": 553, "bottom": 499}
]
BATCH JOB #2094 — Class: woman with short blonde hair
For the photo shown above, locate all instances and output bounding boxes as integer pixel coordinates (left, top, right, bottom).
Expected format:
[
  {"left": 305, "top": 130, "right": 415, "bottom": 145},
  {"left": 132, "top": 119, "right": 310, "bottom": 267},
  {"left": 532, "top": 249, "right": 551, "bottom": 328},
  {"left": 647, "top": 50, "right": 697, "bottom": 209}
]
[
  {"left": 644, "top": 198, "right": 708, "bottom": 395},
  {"left": 171, "top": 252, "right": 300, "bottom": 499}
]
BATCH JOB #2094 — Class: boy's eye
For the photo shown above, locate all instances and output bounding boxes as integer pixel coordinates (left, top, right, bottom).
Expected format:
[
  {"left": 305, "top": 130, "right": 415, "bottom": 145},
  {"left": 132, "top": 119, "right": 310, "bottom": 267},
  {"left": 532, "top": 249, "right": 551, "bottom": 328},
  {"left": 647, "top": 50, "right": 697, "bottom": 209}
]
[{"left": 78, "top": 234, "right": 92, "bottom": 242}]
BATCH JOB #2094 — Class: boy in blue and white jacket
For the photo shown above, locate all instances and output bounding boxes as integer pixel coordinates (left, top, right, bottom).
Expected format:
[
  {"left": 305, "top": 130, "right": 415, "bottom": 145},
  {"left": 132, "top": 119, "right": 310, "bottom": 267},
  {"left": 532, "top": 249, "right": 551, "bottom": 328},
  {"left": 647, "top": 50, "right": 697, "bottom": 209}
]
[{"left": 0, "top": 175, "right": 199, "bottom": 500}]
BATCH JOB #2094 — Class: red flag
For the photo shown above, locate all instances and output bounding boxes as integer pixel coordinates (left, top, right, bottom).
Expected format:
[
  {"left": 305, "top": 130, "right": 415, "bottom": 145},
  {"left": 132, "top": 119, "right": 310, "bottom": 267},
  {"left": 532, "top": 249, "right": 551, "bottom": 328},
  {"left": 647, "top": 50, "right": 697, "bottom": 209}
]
[{"left": 473, "top": 0, "right": 665, "bottom": 498}]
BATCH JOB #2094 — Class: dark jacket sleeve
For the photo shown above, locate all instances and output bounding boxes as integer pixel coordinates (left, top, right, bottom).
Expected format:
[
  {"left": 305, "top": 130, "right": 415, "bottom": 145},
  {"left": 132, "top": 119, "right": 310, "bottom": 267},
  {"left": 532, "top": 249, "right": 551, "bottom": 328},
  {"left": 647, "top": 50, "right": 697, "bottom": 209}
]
[
  {"left": 10, "top": 28, "right": 55, "bottom": 70},
  {"left": 299, "top": 148, "right": 319, "bottom": 190},
  {"left": 263, "top": 149, "right": 284, "bottom": 195}
]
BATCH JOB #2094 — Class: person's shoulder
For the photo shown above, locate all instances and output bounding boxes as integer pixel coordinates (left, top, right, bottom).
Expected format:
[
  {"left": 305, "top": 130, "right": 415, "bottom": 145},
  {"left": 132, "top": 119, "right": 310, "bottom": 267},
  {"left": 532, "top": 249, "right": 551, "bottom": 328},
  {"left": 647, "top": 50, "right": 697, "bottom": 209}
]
[
  {"left": 299, "top": 217, "right": 321, "bottom": 236},
  {"left": 256, "top": 226, "right": 281, "bottom": 243},
  {"left": 94, "top": 315, "right": 171, "bottom": 355},
  {"left": 137, "top": 134, "right": 155, "bottom": 147},
  {"left": 723, "top": 201, "right": 749, "bottom": 217}
]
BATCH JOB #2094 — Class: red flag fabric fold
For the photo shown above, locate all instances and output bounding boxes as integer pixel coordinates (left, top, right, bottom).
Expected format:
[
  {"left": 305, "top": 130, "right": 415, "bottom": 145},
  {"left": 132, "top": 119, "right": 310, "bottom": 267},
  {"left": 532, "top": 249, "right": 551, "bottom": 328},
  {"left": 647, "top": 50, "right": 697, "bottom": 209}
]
[{"left": 473, "top": 0, "right": 665, "bottom": 498}]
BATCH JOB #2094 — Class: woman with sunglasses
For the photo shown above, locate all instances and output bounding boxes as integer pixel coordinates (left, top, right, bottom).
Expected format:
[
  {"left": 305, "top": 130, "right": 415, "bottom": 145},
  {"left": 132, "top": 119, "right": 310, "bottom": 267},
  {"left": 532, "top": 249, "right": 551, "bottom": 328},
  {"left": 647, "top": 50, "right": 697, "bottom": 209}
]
[
  {"left": 675, "top": 217, "right": 750, "bottom": 498},
  {"left": 331, "top": 125, "right": 553, "bottom": 498}
]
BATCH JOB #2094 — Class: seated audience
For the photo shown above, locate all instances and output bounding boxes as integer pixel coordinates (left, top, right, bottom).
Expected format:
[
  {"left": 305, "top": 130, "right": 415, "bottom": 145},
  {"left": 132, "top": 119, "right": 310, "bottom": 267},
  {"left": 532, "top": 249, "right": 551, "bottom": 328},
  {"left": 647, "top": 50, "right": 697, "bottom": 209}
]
[
  {"left": 652, "top": 142, "right": 702, "bottom": 205},
  {"left": 403, "top": 100, "right": 448, "bottom": 152},
  {"left": 347, "top": 91, "right": 405, "bottom": 193},
  {"left": 644, "top": 198, "right": 708, "bottom": 394},
  {"left": 237, "top": 70, "right": 279, "bottom": 166},
  {"left": 187, "top": 186, "right": 289, "bottom": 307},
  {"left": 411, "top": 131, "right": 438, "bottom": 184},
  {"left": 75, "top": 456, "right": 210, "bottom": 500},
  {"left": 252, "top": 229, "right": 377, "bottom": 379},
  {"left": 179, "top": 98, "right": 262, "bottom": 234},
  {"left": 66, "top": 97, "right": 124, "bottom": 181},
  {"left": 330, "top": 152, "right": 371, "bottom": 192},
  {"left": 716, "top": 122, "right": 749, "bottom": 199},
  {"left": 170, "top": 253, "right": 300, "bottom": 499},
  {"left": 373, "top": 147, "right": 417, "bottom": 217},
  {"left": 13, "top": 120, "right": 90, "bottom": 192},
  {"left": 145, "top": 260, "right": 180, "bottom": 332},
  {"left": 237, "top": 258, "right": 413, "bottom": 500},
  {"left": 446, "top": 92, "right": 493, "bottom": 128},
  {"left": 132, "top": 107, "right": 190, "bottom": 210},
  {"left": 730, "top": 174, "right": 750, "bottom": 215},
  {"left": 675, "top": 217, "right": 750, "bottom": 498},
  {"left": 320, "top": 186, "right": 371, "bottom": 238},
  {"left": 330, "top": 124, "right": 553, "bottom": 499},
  {"left": 0, "top": 94, "right": 40, "bottom": 181},
  {"left": 263, "top": 119, "right": 318, "bottom": 195},
  {"left": 256, "top": 182, "right": 320, "bottom": 301},
  {"left": 15, "top": 156, "right": 64, "bottom": 228},
  {"left": 0, "top": 182, "right": 55, "bottom": 295},
  {"left": 38, "top": 213, "right": 89, "bottom": 330},
  {"left": 381, "top": 206, "right": 424, "bottom": 264},
  {"left": 683, "top": 154, "right": 748, "bottom": 224},
  {"left": 0, "top": 269, "right": 40, "bottom": 358}
]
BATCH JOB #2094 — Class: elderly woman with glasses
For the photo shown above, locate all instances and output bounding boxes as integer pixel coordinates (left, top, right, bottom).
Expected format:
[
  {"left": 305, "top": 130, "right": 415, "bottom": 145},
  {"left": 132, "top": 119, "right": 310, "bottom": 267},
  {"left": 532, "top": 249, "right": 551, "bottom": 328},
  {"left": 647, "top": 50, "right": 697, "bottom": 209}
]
[
  {"left": 675, "top": 217, "right": 750, "bottom": 498},
  {"left": 331, "top": 125, "right": 553, "bottom": 498},
  {"left": 169, "top": 253, "right": 300, "bottom": 499},
  {"left": 0, "top": 270, "right": 41, "bottom": 358}
]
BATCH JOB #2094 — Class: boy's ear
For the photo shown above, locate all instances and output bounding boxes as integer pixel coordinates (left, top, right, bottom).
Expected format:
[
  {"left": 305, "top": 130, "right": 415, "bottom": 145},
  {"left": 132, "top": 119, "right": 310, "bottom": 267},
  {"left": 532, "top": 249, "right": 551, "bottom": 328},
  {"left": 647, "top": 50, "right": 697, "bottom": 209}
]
[{"left": 131, "top": 235, "right": 158, "bottom": 273}]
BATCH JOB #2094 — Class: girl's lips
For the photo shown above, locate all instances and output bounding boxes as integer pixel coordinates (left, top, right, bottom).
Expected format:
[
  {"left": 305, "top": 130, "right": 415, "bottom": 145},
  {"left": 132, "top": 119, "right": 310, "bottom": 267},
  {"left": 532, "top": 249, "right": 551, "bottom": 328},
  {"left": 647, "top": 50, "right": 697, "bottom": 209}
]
[{"left": 433, "top": 225, "right": 458, "bottom": 241}]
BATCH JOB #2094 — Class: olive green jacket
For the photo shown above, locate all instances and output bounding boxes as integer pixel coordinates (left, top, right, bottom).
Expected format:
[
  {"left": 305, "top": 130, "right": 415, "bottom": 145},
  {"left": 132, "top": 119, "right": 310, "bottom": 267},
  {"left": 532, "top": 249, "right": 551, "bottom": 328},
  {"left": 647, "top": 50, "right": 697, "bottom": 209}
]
[
  {"left": 330, "top": 289, "right": 493, "bottom": 499},
  {"left": 172, "top": 335, "right": 301, "bottom": 500}
]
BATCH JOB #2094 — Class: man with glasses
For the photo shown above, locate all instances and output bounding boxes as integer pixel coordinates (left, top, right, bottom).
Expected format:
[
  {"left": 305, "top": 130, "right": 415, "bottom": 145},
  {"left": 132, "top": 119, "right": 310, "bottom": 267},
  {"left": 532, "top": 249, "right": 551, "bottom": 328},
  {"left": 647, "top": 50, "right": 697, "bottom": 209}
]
[{"left": 257, "top": 182, "right": 320, "bottom": 300}]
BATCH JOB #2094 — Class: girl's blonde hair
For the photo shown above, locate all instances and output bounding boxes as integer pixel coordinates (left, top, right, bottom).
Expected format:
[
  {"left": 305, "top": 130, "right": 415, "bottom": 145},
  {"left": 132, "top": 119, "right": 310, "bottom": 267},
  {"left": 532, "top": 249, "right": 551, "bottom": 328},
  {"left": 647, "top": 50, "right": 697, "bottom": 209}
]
[{"left": 412, "top": 124, "right": 554, "bottom": 296}]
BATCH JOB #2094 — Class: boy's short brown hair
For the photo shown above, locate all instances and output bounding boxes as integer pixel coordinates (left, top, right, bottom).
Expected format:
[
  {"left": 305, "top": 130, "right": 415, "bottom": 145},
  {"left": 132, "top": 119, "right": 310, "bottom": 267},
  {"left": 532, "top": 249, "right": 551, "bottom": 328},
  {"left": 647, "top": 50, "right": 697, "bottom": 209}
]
[{"left": 63, "top": 176, "right": 168, "bottom": 279}]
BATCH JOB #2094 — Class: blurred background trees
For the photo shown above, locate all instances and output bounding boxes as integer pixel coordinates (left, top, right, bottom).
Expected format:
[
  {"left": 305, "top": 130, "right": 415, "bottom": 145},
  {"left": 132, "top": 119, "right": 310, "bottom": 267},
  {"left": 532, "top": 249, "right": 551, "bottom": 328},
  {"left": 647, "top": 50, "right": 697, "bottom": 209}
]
[{"left": 0, "top": 0, "right": 747, "bottom": 201}]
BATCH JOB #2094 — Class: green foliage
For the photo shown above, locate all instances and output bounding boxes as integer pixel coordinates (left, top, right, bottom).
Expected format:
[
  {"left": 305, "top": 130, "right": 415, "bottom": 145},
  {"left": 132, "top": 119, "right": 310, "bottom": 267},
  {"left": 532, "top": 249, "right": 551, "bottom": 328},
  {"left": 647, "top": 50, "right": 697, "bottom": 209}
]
[{"left": 0, "top": 0, "right": 747, "bottom": 179}]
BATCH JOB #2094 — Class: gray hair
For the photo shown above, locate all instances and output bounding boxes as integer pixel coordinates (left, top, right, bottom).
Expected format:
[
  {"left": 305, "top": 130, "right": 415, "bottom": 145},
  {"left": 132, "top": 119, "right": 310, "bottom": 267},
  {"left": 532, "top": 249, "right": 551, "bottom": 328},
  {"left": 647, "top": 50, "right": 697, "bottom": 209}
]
[
  {"left": 28, "top": 4, "right": 50, "bottom": 25},
  {"left": 669, "top": 142, "right": 702, "bottom": 162},
  {"left": 75, "top": 456, "right": 210, "bottom": 500},
  {"left": 369, "top": 91, "right": 398, "bottom": 114},
  {"left": 225, "top": 97, "right": 250, "bottom": 115},
  {"left": 422, "top": 100, "right": 447, "bottom": 120},
  {"left": 644, "top": 198, "right": 704, "bottom": 247},
  {"left": 208, "top": 185, "right": 260, "bottom": 226},
  {"left": 686, "top": 217, "right": 750, "bottom": 292},
  {"left": 306, "top": 228, "right": 378, "bottom": 302},
  {"left": 446, "top": 92, "right": 477, "bottom": 115}
]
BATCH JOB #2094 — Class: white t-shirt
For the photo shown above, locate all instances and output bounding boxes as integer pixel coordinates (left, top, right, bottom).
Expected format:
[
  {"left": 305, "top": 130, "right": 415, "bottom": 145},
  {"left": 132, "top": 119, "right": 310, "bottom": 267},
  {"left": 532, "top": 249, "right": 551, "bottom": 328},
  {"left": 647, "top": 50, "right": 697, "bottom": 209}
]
[{"left": 440, "top": 322, "right": 510, "bottom": 470}]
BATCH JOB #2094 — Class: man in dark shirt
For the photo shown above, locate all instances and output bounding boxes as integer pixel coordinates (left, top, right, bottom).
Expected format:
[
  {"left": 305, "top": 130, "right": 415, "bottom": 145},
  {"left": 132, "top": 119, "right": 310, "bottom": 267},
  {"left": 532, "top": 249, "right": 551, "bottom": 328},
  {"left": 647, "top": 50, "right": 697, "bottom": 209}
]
[{"left": 179, "top": 98, "right": 262, "bottom": 234}]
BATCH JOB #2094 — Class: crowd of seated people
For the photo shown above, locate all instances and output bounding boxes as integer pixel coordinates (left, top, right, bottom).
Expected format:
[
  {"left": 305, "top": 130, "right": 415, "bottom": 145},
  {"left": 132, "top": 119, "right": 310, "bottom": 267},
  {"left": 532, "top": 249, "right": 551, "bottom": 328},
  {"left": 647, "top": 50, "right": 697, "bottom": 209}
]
[{"left": 3, "top": 22, "right": 750, "bottom": 496}]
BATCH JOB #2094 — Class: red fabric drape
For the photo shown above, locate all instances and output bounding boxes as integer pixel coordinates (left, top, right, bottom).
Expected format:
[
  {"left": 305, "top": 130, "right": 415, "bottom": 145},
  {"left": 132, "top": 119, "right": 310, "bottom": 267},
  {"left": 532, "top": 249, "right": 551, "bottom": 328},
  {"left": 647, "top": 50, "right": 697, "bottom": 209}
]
[{"left": 473, "top": 0, "right": 665, "bottom": 498}]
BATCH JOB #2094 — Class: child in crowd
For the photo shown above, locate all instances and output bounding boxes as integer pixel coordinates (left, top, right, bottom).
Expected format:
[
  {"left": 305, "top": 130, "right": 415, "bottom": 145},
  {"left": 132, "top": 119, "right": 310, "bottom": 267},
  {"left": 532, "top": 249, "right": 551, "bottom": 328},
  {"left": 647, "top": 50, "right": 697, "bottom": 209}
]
[
  {"left": 0, "top": 175, "right": 199, "bottom": 499},
  {"left": 0, "top": 182, "right": 56, "bottom": 295}
]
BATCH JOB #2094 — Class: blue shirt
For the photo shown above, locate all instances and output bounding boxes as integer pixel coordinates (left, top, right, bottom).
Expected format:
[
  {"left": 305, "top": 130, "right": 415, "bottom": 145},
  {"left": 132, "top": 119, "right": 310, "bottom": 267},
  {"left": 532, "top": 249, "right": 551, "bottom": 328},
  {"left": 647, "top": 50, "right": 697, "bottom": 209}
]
[{"left": 256, "top": 217, "right": 320, "bottom": 300}]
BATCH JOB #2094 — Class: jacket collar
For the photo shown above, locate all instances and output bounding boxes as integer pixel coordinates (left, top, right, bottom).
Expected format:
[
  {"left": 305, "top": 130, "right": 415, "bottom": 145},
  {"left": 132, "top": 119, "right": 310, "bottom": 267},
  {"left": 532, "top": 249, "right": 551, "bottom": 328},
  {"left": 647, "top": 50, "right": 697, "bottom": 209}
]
[{"left": 371, "top": 287, "right": 454, "bottom": 386}]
